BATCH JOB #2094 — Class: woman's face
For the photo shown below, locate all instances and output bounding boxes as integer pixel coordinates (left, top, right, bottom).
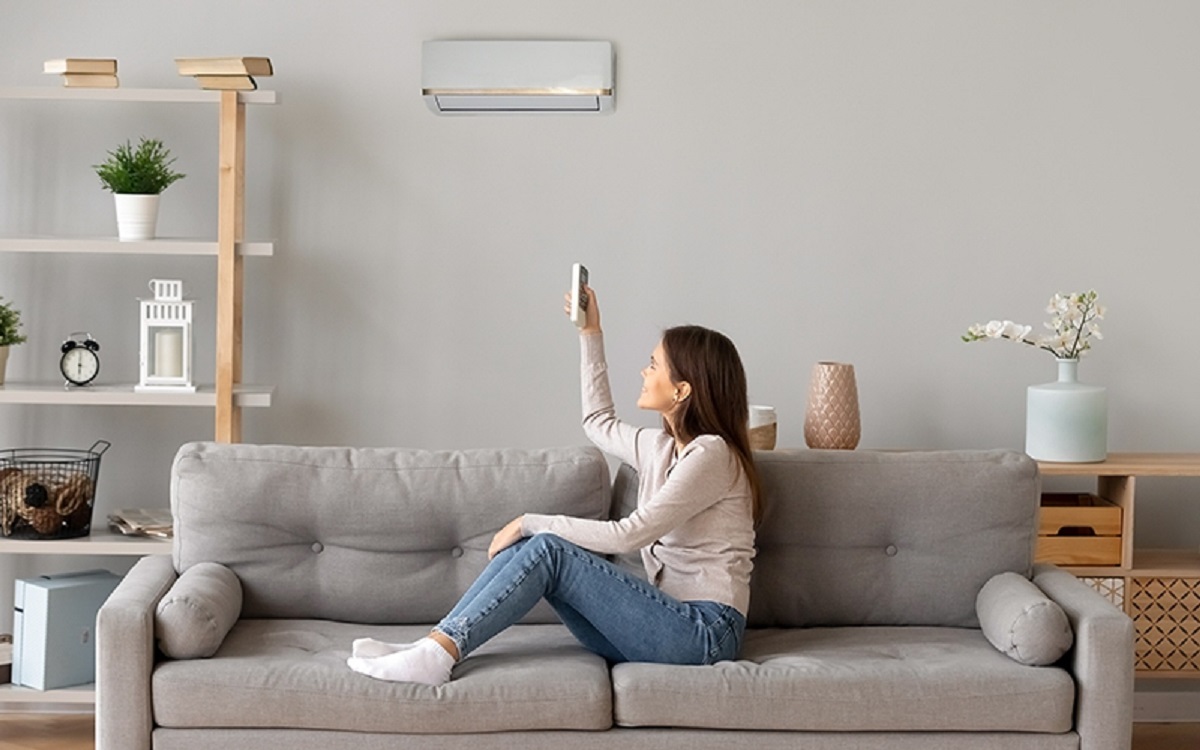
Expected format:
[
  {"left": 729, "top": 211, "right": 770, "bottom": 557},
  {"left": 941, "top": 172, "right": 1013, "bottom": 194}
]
[{"left": 637, "top": 340, "right": 677, "bottom": 413}]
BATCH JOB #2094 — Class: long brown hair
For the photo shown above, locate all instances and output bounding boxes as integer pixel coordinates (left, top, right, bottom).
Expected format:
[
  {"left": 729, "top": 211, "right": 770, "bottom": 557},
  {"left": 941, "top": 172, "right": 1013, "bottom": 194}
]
[{"left": 660, "top": 326, "right": 763, "bottom": 523}]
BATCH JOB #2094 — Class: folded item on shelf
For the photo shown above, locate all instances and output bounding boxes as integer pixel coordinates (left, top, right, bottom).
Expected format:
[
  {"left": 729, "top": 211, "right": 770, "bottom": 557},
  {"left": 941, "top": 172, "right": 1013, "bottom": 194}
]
[{"left": 108, "top": 508, "right": 174, "bottom": 539}]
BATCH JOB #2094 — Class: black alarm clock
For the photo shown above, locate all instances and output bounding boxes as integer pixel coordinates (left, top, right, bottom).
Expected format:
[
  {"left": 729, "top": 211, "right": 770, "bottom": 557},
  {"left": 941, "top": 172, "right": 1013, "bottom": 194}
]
[{"left": 60, "top": 332, "right": 100, "bottom": 387}]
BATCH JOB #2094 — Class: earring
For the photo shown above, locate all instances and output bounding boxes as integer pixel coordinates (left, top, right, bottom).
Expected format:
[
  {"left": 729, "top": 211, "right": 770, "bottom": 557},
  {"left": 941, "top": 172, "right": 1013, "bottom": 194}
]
[{"left": 673, "top": 390, "right": 680, "bottom": 403}]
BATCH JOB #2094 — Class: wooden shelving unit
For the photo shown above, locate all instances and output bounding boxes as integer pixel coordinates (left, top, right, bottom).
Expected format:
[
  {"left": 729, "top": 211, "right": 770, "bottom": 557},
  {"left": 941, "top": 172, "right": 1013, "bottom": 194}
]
[
  {"left": 1040, "top": 453, "right": 1200, "bottom": 479},
  {"left": 0, "top": 237, "right": 273, "bottom": 256},
  {"left": 0, "top": 85, "right": 276, "bottom": 437},
  {"left": 0, "top": 531, "right": 170, "bottom": 705},
  {"left": 0, "top": 530, "right": 170, "bottom": 557},
  {"left": 0, "top": 682, "right": 98, "bottom": 706},
  {"left": 1038, "top": 453, "right": 1200, "bottom": 677},
  {"left": 0, "top": 86, "right": 276, "bottom": 104},
  {"left": 0, "top": 382, "right": 272, "bottom": 407},
  {"left": 0, "top": 84, "right": 276, "bottom": 705}
]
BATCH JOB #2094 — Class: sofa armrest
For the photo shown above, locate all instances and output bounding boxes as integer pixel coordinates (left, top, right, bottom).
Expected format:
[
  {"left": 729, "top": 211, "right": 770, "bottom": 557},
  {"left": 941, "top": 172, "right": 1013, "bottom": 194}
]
[
  {"left": 96, "top": 555, "right": 178, "bottom": 750},
  {"left": 1033, "top": 563, "right": 1133, "bottom": 750}
]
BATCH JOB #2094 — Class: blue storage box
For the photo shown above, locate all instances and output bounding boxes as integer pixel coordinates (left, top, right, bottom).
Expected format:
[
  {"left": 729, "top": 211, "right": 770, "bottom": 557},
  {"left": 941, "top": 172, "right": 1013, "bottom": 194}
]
[{"left": 13, "top": 569, "right": 122, "bottom": 690}]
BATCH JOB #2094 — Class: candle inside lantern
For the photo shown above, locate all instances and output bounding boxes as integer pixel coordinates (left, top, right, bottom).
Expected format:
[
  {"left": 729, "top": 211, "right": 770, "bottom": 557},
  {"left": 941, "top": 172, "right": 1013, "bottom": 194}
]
[{"left": 154, "top": 329, "right": 183, "bottom": 377}]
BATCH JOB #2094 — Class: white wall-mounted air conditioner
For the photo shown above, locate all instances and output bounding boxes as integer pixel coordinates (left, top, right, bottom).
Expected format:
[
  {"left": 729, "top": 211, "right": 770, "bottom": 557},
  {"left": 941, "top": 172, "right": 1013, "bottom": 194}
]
[{"left": 422, "top": 40, "right": 614, "bottom": 115}]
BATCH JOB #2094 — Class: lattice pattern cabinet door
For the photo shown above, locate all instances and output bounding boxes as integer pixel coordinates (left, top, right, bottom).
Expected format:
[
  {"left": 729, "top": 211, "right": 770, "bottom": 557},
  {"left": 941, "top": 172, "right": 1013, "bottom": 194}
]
[
  {"left": 1082, "top": 577, "right": 1126, "bottom": 610},
  {"left": 1130, "top": 577, "right": 1200, "bottom": 674}
]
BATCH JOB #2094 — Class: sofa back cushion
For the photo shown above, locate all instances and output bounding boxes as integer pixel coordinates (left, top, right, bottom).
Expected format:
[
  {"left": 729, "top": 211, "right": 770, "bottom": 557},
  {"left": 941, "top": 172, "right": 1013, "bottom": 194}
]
[
  {"left": 171, "top": 442, "right": 610, "bottom": 623},
  {"left": 747, "top": 450, "right": 1039, "bottom": 628}
]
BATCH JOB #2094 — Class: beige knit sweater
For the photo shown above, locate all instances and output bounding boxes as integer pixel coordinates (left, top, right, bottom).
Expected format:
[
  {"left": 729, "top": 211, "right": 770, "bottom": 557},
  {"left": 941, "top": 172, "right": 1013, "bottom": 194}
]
[{"left": 521, "top": 332, "right": 756, "bottom": 615}]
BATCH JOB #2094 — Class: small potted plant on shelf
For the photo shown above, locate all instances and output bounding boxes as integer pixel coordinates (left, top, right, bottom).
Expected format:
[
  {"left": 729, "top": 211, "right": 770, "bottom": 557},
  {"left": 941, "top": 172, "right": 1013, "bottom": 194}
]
[
  {"left": 93, "top": 137, "right": 186, "bottom": 241},
  {"left": 0, "top": 295, "right": 28, "bottom": 386}
]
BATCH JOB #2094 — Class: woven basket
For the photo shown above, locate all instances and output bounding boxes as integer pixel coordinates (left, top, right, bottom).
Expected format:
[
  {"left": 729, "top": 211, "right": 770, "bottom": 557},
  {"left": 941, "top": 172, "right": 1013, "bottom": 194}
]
[{"left": 0, "top": 440, "right": 109, "bottom": 540}]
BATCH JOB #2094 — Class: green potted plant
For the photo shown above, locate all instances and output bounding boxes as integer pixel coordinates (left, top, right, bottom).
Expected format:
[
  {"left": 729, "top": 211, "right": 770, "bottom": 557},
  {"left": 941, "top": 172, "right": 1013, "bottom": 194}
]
[
  {"left": 93, "top": 137, "right": 186, "bottom": 241},
  {"left": 0, "top": 295, "right": 28, "bottom": 386}
]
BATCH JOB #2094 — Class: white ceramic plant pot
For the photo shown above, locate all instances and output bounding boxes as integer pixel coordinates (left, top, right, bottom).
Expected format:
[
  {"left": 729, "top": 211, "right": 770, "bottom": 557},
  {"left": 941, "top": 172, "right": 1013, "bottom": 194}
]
[{"left": 114, "top": 193, "right": 160, "bottom": 241}]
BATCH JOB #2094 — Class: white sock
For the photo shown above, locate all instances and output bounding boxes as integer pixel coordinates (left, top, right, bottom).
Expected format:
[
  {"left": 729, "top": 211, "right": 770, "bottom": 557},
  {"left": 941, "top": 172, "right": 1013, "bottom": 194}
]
[
  {"left": 351, "top": 637, "right": 419, "bottom": 659},
  {"left": 347, "top": 638, "right": 456, "bottom": 685}
]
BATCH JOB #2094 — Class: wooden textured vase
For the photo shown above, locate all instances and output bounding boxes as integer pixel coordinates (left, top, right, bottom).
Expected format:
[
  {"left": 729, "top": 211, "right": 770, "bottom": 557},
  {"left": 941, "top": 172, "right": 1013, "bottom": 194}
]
[{"left": 804, "top": 361, "right": 861, "bottom": 450}]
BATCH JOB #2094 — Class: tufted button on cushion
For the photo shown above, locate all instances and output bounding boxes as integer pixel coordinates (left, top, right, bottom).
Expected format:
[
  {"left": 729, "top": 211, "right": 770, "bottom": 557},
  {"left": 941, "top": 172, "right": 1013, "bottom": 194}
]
[
  {"left": 451, "top": 546, "right": 464, "bottom": 558},
  {"left": 311, "top": 542, "right": 324, "bottom": 554},
  {"left": 885, "top": 545, "right": 898, "bottom": 557}
]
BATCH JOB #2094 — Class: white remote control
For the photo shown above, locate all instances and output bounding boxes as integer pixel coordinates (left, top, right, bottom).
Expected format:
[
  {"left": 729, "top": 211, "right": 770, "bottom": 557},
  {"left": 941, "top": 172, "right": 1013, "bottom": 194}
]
[{"left": 570, "top": 263, "right": 589, "bottom": 327}]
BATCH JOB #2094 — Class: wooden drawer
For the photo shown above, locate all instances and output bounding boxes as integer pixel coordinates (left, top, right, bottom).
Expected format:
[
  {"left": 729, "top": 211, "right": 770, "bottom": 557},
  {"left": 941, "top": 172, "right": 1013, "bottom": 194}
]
[
  {"left": 1035, "top": 493, "right": 1122, "bottom": 566},
  {"left": 1130, "top": 577, "right": 1200, "bottom": 674}
]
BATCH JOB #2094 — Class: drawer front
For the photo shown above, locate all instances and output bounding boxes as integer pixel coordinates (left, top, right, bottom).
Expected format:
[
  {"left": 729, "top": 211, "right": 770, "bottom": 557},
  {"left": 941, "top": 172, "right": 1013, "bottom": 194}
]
[
  {"left": 1130, "top": 577, "right": 1200, "bottom": 674},
  {"left": 1039, "top": 493, "right": 1122, "bottom": 536},
  {"left": 1035, "top": 536, "right": 1122, "bottom": 566},
  {"left": 1037, "top": 493, "right": 1123, "bottom": 566}
]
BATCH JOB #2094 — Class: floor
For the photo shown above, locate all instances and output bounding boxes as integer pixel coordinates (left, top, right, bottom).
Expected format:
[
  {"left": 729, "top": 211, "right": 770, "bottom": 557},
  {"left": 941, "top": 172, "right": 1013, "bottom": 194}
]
[{"left": 0, "top": 715, "right": 1196, "bottom": 749}]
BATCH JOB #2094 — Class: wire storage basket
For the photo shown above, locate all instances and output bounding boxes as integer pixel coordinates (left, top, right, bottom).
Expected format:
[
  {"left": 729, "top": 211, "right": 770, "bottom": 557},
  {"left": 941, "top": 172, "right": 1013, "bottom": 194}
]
[{"left": 0, "top": 440, "right": 110, "bottom": 540}]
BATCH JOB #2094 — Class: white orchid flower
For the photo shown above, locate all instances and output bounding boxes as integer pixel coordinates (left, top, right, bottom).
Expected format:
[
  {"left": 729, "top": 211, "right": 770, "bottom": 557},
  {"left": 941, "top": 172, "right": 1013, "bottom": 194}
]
[
  {"left": 964, "top": 289, "right": 1104, "bottom": 359},
  {"left": 983, "top": 320, "right": 1007, "bottom": 338},
  {"left": 1002, "top": 321, "right": 1032, "bottom": 340}
]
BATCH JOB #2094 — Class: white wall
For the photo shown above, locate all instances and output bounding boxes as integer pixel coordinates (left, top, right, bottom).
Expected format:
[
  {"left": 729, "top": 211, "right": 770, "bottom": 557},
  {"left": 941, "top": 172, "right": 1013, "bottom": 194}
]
[{"left": 2, "top": 0, "right": 1199, "bottom": 667}]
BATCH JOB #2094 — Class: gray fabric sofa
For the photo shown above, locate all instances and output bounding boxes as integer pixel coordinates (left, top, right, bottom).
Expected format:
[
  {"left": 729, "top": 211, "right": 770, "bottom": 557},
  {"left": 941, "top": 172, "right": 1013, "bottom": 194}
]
[{"left": 97, "top": 443, "right": 1134, "bottom": 750}]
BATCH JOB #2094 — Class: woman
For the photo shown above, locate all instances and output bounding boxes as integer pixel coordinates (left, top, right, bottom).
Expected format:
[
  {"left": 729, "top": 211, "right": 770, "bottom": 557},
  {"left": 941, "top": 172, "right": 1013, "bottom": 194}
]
[{"left": 347, "top": 285, "right": 760, "bottom": 685}]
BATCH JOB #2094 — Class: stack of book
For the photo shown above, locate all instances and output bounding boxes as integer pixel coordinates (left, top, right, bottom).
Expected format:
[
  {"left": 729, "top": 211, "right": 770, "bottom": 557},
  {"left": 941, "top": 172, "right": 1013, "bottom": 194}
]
[
  {"left": 43, "top": 58, "right": 118, "bottom": 88},
  {"left": 0, "top": 634, "right": 11, "bottom": 685},
  {"left": 175, "top": 56, "right": 273, "bottom": 90}
]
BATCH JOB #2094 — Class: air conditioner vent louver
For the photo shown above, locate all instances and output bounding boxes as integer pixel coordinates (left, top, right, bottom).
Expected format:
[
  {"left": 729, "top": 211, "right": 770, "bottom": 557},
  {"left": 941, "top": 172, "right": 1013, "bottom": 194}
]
[{"left": 422, "top": 41, "right": 614, "bottom": 115}]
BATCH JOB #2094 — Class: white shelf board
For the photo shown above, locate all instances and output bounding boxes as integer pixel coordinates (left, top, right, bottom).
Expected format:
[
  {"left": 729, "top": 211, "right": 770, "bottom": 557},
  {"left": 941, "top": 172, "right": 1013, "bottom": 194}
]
[
  {"left": 0, "top": 382, "right": 273, "bottom": 407},
  {"left": 0, "top": 683, "right": 96, "bottom": 705},
  {"left": 0, "top": 86, "right": 276, "bottom": 104},
  {"left": 0, "top": 529, "right": 170, "bottom": 556},
  {"left": 0, "top": 237, "right": 273, "bottom": 256}
]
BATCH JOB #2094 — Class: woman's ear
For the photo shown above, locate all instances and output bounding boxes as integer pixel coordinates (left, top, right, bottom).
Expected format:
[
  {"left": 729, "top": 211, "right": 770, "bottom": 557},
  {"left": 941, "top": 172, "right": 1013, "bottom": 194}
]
[{"left": 674, "top": 382, "right": 692, "bottom": 402}]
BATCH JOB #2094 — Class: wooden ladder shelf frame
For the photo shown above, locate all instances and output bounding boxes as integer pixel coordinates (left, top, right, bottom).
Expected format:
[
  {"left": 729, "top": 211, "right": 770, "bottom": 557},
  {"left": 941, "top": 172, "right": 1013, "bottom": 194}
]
[{"left": 216, "top": 90, "right": 246, "bottom": 443}]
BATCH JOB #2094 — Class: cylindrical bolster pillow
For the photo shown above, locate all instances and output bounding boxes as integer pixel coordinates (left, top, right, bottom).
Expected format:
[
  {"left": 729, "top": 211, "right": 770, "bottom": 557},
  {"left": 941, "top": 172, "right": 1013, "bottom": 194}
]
[
  {"left": 976, "top": 571, "right": 1073, "bottom": 666},
  {"left": 155, "top": 561, "right": 243, "bottom": 659}
]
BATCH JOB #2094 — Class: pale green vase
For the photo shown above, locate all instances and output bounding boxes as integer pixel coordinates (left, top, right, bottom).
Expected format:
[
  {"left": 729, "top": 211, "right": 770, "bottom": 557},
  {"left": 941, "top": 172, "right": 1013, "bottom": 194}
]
[{"left": 1025, "top": 358, "right": 1107, "bottom": 463}]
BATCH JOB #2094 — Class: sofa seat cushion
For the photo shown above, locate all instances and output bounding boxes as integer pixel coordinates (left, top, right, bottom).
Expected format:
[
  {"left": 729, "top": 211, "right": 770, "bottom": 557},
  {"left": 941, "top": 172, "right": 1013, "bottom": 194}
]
[
  {"left": 612, "top": 627, "right": 1074, "bottom": 732},
  {"left": 152, "top": 620, "right": 612, "bottom": 733}
]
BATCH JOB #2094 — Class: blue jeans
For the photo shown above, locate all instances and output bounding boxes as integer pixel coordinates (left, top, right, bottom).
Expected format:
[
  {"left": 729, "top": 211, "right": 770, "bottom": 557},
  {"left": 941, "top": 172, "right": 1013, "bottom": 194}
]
[{"left": 435, "top": 533, "right": 745, "bottom": 665}]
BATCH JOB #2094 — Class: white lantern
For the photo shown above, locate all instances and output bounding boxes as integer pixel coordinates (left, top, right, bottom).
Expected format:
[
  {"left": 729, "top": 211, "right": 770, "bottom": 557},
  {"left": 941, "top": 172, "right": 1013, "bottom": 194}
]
[{"left": 135, "top": 279, "right": 196, "bottom": 393}]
